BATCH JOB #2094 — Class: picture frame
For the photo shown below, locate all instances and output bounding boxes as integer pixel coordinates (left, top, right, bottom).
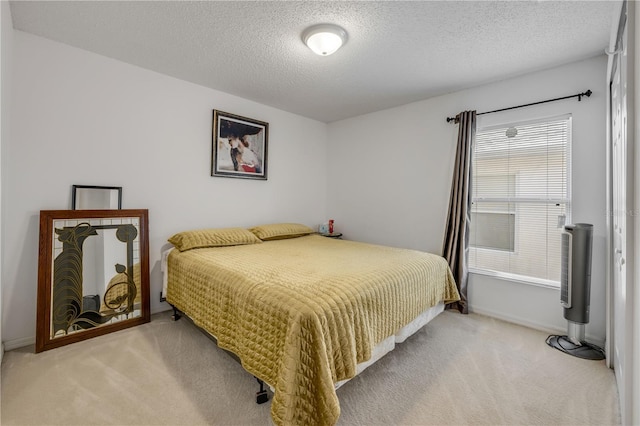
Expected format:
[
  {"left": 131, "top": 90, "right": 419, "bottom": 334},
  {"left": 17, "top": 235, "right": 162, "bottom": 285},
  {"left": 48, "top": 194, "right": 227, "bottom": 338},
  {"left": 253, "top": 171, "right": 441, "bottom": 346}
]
[
  {"left": 36, "top": 209, "right": 150, "bottom": 353},
  {"left": 211, "top": 110, "right": 268, "bottom": 180},
  {"left": 72, "top": 185, "right": 122, "bottom": 210}
]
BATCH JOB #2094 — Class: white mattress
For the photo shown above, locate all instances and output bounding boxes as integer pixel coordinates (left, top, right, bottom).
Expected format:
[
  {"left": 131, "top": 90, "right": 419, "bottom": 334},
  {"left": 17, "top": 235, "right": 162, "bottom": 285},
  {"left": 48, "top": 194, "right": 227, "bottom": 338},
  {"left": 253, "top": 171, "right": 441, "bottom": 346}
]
[
  {"left": 161, "top": 247, "right": 174, "bottom": 299},
  {"left": 334, "top": 301, "right": 445, "bottom": 390}
]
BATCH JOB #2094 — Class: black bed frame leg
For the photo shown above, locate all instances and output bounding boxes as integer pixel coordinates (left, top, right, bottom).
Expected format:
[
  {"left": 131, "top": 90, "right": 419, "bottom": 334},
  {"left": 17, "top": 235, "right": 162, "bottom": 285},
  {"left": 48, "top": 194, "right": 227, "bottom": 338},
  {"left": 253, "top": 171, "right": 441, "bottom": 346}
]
[
  {"left": 255, "top": 377, "right": 269, "bottom": 404},
  {"left": 170, "top": 305, "right": 181, "bottom": 321}
]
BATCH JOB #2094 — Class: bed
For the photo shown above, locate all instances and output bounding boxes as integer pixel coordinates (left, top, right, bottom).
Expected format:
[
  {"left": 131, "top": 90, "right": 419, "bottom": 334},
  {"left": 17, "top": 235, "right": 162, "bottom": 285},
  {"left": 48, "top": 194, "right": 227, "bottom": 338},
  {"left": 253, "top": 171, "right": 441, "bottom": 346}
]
[{"left": 163, "top": 224, "right": 459, "bottom": 426}]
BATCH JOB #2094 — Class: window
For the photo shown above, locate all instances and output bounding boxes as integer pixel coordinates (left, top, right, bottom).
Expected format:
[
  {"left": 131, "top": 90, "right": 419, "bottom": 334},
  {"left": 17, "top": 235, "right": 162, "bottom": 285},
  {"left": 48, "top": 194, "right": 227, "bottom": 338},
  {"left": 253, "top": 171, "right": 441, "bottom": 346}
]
[
  {"left": 469, "top": 115, "right": 571, "bottom": 286},
  {"left": 470, "top": 174, "right": 516, "bottom": 252}
]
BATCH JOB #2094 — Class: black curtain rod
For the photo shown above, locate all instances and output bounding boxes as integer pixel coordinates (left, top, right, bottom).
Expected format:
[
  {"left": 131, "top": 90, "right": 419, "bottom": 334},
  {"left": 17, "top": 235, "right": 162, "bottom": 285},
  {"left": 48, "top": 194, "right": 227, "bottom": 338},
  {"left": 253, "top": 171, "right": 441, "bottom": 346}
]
[{"left": 446, "top": 90, "right": 592, "bottom": 123}]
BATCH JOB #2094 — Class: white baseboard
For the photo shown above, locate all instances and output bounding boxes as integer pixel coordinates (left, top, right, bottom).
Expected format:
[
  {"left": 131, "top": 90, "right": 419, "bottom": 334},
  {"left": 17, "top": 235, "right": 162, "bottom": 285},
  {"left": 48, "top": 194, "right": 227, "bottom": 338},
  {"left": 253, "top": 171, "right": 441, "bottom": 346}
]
[
  {"left": 3, "top": 336, "right": 35, "bottom": 351},
  {"left": 151, "top": 305, "right": 172, "bottom": 315},
  {"left": 469, "top": 304, "right": 605, "bottom": 348},
  {"left": 4, "top": 307, "right": 605, "bottom": 353},
  {"left": 3, "top": 310, "right": 172, "bottom": 353}
]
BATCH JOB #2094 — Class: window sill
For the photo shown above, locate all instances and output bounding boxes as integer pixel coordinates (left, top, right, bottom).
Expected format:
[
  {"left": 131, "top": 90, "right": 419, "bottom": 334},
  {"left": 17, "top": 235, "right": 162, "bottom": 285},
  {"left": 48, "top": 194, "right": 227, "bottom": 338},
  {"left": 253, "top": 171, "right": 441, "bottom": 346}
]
[{"left": 469, "top": 268, "right": 560, "bottom": 290}]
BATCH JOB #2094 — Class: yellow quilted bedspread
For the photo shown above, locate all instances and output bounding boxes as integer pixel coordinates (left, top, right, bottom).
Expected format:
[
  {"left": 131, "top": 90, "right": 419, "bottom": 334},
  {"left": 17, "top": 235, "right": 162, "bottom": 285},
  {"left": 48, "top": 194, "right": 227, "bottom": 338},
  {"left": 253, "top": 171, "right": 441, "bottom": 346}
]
[{"left": 166, "top": 234, "right": 459, "bottom": 426}]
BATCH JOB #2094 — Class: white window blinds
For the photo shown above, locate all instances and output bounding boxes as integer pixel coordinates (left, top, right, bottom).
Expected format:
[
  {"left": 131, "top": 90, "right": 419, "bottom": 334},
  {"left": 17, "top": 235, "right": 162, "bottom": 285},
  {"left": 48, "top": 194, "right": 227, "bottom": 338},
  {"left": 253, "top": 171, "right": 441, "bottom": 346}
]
[{"left": 469, "top": 115, "right": 572, "bottom": 286}]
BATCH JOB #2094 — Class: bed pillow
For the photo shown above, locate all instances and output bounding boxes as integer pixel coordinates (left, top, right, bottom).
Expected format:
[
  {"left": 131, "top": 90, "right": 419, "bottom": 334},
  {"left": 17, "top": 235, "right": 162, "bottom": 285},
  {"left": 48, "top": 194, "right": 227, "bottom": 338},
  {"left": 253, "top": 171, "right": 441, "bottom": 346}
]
[
  {"left": 249, "top": 223, "right": 315, "bottom": 241},
  {"left": 168, "top": 227, "right": 262, "bottom": 251}
]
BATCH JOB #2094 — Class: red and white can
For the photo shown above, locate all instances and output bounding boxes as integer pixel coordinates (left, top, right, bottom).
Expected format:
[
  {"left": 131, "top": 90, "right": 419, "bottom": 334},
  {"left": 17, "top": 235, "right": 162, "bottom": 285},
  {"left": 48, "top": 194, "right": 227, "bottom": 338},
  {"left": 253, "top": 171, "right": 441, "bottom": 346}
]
[{"left": 328, "top": 219, "right": 334, "bottom": 234}]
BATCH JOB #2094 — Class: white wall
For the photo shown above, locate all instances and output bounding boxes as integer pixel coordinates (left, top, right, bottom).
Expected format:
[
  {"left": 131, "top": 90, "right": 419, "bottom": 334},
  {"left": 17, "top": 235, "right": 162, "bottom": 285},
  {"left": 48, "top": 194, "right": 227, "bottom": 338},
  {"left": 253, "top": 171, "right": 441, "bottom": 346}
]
[
  {"left": 327, "top": 56, "right": 607, "bottom": 343},
  {"left": 1, "top": 30, "right": 610, "bottom": 349},
  {"left": 1, "top": 0, "right": 14, "bottom": 359},
  {"left": 2, "top": 31, "right": 328, "bottom": 348},
  {"left": 631, "top": 2, "right": 640, "bottom": 424}
]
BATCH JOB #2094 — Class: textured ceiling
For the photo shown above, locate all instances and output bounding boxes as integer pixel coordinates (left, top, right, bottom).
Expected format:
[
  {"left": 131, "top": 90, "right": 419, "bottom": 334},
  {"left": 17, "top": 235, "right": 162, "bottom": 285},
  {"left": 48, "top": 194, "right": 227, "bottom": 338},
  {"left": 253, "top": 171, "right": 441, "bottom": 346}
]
[{"left": 9, "top": 1, "right": 617, "bottom": 123}]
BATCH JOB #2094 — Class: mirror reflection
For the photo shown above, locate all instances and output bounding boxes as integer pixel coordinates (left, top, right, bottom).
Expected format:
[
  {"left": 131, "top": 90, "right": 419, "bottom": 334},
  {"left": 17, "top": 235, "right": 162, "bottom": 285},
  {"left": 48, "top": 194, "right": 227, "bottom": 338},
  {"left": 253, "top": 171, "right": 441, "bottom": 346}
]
[{"left": 51, "top": 217, "right": 141, "bottom": 338}]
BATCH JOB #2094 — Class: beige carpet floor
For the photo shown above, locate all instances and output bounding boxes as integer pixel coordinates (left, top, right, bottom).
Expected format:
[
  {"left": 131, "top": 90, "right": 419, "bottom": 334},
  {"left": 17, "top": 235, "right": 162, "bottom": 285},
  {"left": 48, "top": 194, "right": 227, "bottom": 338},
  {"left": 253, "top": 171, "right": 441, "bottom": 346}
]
[{"left": 1, "top": 310, "right": 620, "bottom": 425}]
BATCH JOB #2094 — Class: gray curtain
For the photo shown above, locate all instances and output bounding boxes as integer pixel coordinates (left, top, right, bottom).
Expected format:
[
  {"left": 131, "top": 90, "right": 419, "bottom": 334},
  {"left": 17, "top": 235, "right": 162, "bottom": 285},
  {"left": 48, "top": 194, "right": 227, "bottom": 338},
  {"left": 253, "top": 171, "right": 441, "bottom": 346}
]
[{"left": 442, "top": 110, "right": 476, "bottom": 314}]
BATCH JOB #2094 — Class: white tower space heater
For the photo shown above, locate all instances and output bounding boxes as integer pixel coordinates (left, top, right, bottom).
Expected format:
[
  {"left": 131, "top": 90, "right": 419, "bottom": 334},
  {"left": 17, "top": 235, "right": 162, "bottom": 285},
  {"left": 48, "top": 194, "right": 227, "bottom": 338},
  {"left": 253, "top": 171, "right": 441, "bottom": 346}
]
[{"left": 546, "top": 223, "right": 604, "bottom": 360}]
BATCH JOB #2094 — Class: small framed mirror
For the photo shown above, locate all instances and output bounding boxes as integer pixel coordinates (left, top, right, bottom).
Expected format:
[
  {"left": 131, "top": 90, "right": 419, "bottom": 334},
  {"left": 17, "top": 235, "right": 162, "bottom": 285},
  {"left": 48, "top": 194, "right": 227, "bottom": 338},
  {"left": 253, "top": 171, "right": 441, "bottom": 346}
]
[
  {"left": 36, "top": 209, "right": 150, "bottom": 352},
  {"left": 72, "top": 185, "right": 122, "bottom": 210}
]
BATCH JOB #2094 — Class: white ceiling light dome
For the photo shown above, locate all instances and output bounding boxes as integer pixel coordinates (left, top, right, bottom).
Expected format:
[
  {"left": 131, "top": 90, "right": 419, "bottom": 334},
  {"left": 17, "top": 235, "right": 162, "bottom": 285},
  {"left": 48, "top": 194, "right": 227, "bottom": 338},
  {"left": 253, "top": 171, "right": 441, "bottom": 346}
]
[{"left": 302, "top": 24, "right": 348, "bottom": 56}]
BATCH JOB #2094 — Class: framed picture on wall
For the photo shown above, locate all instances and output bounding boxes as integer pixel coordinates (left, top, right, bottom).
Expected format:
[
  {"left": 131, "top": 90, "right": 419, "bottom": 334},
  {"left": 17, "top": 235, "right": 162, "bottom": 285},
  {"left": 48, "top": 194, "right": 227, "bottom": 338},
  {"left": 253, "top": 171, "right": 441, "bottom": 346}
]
[{"left": 211, "top": 110, "right": 268, "bottom": 180}]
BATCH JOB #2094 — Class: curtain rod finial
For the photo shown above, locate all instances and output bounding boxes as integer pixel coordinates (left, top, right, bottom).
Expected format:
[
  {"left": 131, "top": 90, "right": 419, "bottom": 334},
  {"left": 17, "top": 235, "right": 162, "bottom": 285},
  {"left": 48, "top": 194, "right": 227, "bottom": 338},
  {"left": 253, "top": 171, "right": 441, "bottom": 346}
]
[{"left": 578, "top": 90, "right": 592, "bottom": 101}]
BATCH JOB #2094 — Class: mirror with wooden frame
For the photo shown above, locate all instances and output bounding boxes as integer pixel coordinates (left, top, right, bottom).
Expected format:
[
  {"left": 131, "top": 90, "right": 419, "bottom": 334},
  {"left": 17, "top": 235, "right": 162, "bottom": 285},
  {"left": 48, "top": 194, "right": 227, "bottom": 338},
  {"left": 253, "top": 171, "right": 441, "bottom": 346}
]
[{"left": 36, "top": 209, "right": 150, "bottom": 353}]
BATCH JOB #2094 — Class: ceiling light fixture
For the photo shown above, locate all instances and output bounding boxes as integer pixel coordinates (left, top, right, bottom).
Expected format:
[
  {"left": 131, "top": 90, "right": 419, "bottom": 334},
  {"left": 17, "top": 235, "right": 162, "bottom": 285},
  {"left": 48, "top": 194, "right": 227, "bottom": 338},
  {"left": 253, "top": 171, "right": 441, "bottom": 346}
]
[{"left": 302, "top": 24, "right": 347, "bottom": 56}]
